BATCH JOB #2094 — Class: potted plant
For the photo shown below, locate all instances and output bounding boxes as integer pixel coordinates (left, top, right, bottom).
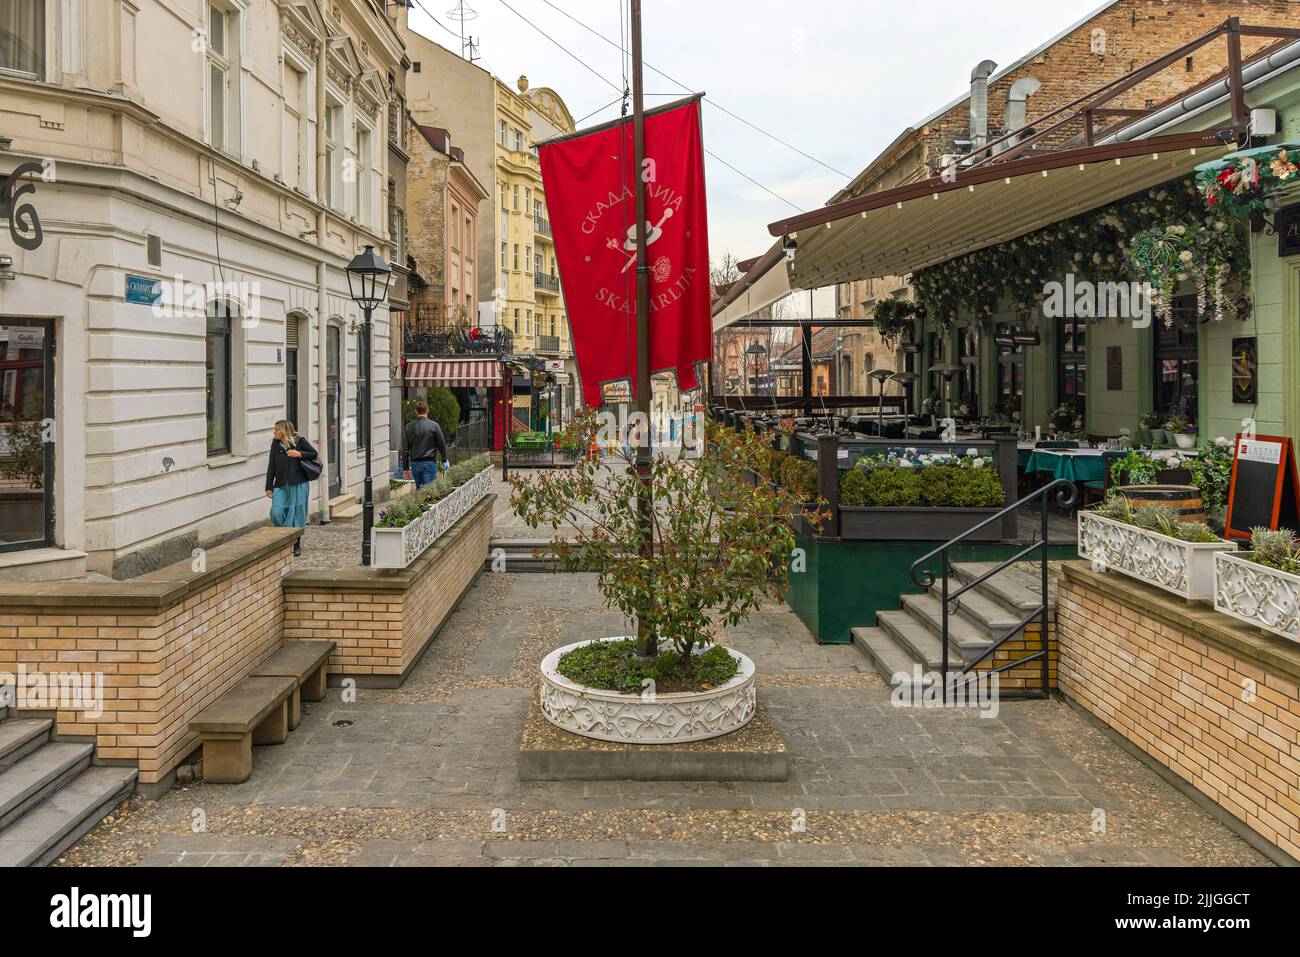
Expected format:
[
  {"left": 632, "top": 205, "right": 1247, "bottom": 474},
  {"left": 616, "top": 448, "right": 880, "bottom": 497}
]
[
  {"left": 1164, "top": 413, "right": 1197, "bottom": 450},
  {"left": 1079, "top": 494, "right": 1232, "bottom": 601},
  {"left": 871, "top": 298, "right": 922, "bottom": 349},
  {"left": 1052, "top": 401, "right": 1079, "bottom": 431},
  {"left": 510, "top": 412, "right": 821, "bottom": 743},
  {"left": 371, "top": 454, "right": 493, "bottom": 569},
  {"left": 1214, "top": 528, "right": 1300, "bottom": 642},
  {"left": 1187, "top": 437, "right": 1234, "bottom": 528}
]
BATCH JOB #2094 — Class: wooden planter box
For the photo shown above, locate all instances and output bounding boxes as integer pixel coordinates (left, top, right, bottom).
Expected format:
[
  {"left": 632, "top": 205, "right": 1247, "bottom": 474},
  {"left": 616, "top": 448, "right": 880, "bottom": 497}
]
[
  {"left": 1214, "top": 551, "right": 1300, "bottom": 642},
  {"left": 838, "top": 506, "right": 1004, "bottom": 542},
  {"left": 370, "top": 466, "right": 493, "bottom": 569},
  {"left": 1078, "top": 511, "right": 1234, "bottom": 601}
]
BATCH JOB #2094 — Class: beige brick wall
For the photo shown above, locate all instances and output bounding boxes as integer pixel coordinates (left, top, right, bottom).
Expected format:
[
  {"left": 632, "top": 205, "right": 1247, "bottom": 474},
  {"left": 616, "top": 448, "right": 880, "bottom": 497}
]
[
  {"left": 283, "top": 496, "right": 493, "bottom": 681},
  {"left": 1058, "top": 564, "right": 1300, "bottom": 861},
  {"left": 0, "top": 530, "right": 296, "bottom": 786}
]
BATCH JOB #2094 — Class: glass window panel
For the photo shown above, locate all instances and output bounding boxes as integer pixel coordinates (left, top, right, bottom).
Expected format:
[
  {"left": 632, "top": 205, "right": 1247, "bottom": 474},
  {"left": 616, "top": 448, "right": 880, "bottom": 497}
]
[{"left": 0, "top": 0, "right": 45, "bottom": 78}]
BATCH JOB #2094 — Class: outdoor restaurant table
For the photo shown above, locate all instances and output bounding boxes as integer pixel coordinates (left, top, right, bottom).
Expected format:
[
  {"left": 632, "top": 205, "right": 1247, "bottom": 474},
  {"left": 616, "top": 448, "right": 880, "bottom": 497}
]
[{"left": 1022, "top": 447, "right": 1111, "bottom": 484}]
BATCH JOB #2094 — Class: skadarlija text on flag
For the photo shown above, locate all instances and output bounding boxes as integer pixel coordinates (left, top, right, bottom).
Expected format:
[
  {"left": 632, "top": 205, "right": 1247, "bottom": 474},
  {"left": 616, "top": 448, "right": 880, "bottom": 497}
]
[{"left": 537, "top": 96, "right": 711, "bottom": 409}]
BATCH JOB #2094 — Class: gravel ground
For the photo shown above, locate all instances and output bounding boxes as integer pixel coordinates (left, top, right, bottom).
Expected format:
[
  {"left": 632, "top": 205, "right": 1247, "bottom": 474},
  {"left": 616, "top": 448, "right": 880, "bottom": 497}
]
[{"left": 56, "top": 569, "right": 1269, "bottom": 868}]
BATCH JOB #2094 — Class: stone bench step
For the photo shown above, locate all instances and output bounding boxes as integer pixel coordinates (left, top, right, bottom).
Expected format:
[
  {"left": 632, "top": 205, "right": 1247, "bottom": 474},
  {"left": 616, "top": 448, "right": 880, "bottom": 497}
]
[
  {"left": 0, "top": 765, "right": 136, "bottom": 867},
  {"left": 190, "top": 676, "right": 297, "bottom": 784},
  {"left": 851, "top": 627, "right": 939, "bottom": 688},
  {"left": 951, "top": 561, "right": 1057, "bottom": 616},
  {"left": 253, "top": 641, "right": 335, "bottom": 729},
  {"left": 0, "top": 719, "right": 52, "bottom": 771},
  {"left": 0, "top": 741, "right": 93, "bottom": 832}
]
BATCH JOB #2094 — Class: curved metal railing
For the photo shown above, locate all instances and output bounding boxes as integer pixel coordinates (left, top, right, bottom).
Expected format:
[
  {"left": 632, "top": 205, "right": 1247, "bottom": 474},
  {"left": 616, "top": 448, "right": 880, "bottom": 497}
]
[{"left": 909, "top": 478, "right": 1079, "bottom": 702}]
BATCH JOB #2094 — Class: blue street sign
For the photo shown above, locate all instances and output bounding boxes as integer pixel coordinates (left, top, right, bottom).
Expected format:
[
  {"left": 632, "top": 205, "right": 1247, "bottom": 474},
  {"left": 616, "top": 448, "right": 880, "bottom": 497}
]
[{"left": 125, "top": 273, "right": 162, "bottom": 305}]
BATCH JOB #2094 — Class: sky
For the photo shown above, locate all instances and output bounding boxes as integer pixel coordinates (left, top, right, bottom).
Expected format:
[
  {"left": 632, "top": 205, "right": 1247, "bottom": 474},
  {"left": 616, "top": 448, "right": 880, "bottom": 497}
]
[{"left": 407, "top": 0, "right": 1108, "bottom": 268}]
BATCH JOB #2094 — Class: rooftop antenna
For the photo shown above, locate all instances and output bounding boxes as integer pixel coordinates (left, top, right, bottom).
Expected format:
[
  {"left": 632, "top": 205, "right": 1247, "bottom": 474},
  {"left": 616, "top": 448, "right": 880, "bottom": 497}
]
[{"left": 445, "top": 0, "right": 479, "bottom": 61}]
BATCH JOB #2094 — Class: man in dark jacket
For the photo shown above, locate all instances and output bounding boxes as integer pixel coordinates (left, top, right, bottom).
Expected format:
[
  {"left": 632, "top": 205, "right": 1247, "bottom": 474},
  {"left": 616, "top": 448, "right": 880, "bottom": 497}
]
[{"left": 403, "top": 400, "right": 449, "bottom": 488}]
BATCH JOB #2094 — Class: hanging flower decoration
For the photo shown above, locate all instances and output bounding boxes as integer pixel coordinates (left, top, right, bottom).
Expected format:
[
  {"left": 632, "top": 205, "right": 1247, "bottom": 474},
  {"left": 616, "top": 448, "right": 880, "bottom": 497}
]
[
  {"left": 1127, "top": 218, "right": 1250, "bottom": 326},
  {"left": 870, "top": 298, "right": 922, "bottom": 347},
  {"left": 1197, "top": 146, "right": 1298, "bottom": 216},
  {"left": 910, "top": 176, "right": 1250, "bottom": 332}
]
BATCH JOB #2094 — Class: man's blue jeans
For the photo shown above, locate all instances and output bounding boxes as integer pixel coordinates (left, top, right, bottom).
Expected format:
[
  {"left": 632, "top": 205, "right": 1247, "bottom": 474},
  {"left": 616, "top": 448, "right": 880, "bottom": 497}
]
[{"left": 410, "top": 460, "right": 438, "bottom": 488}]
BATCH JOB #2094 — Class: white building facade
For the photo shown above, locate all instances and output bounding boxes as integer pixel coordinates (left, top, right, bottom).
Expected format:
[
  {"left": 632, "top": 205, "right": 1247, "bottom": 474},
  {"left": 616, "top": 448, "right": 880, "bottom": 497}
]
[{"left": 0, "top": 0, "right": 405, "bottom": 578}]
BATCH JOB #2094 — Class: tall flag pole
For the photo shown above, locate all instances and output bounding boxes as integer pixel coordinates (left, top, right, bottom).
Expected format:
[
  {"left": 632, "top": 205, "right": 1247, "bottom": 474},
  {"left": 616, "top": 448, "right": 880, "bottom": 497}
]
[{"left": 630, "top": 0, "right": 656, "bottom": 657}]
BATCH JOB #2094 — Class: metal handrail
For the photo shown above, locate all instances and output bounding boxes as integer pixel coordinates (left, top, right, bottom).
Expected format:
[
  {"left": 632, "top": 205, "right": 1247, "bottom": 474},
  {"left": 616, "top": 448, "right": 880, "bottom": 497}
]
[{"left": 908, "top": 477, "right": 1078, "bottom": 702}]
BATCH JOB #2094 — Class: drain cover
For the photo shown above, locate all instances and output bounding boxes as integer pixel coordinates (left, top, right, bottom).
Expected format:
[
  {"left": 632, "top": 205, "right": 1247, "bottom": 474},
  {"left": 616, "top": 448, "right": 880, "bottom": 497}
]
[{"left": 333, "top": 719, "right": 354, "bottom": 728}]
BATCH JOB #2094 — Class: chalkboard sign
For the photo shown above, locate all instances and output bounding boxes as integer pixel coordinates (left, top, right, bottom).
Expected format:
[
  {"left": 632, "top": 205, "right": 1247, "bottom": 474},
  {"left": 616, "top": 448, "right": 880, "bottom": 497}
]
[{"left": 1224, "top": 434, "right": 1300, "bottom": 542}]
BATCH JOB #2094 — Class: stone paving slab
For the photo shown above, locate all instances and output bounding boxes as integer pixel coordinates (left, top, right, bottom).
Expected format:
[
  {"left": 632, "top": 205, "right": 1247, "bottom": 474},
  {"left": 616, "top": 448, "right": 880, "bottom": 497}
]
[{"left": 55, "top": 571, "right": 1272, "bottom": 868}]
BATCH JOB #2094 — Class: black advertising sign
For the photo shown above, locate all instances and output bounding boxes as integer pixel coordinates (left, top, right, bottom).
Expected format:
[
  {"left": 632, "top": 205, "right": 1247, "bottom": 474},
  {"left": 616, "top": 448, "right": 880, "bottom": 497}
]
[
  {"left": 1279, "top": 203, "right": 1300, "bottom": 257},
  {"left": 1224, "top": 434, "right": 1300, "bottom": 542},
  {"left": 1231, "top": 336, "right": 1257, "bottom": 404}
]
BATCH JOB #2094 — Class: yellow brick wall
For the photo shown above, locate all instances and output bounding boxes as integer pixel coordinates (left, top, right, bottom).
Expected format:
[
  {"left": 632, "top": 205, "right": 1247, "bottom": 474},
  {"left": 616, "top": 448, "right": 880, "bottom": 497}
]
[
  {"left": 283, "top": 496, "right": 493, "bottom": 681},
  {"left": 1058, "top": 570, "right": 1300, "bottom": 861},
  {"left": 0, "top": 543, "right": 293, "bottom": 786}
]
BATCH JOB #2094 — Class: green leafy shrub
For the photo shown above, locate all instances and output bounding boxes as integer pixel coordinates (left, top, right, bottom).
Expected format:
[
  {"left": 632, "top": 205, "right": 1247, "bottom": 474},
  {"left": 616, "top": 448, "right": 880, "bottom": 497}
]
[
  {"left": 1090, "top": 494, "right": 1221, "bottom": 543},
  {"left": 840, "top": 464, "right": 1003, "bottom": 508},
  {"left": 779, "top": 455, "right": 818, "bottom": 501},
  {"left": 556, "top": 638, "right": 739, "bottom": 694},
  {"left": 1248, "top": 527, "right": 1300, "bottom": 574},
  {"left": 376, "top": 453, "right": 490, "bottom": 529},
  {"left": 403, "top": 387, "right": 460, "bottom": 440}
]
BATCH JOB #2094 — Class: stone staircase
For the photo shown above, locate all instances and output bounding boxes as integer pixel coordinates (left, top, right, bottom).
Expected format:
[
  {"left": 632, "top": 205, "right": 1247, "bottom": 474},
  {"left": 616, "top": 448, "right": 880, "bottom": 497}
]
[
  {"left": 329, "top": 494, "right": 363, "bottom": 521},
  {"left": 0, "top": 714, "right": 136, "bottom": 866},
  {"left": 853, "top": 561, "right": 1058, "bottom": 692}
]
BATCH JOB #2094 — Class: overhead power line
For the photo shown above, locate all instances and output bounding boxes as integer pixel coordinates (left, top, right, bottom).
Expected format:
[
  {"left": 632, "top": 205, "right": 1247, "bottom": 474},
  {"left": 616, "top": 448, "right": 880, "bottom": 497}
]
[{"left": 537, "top": 0, "right": 851, "bottom": 180}]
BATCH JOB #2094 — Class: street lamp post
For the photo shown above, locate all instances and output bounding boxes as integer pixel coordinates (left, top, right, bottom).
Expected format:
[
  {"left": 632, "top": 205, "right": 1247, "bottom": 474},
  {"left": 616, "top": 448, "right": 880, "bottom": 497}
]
[{"left": 345, "top": 244, "right": 392, "bottom": 567}]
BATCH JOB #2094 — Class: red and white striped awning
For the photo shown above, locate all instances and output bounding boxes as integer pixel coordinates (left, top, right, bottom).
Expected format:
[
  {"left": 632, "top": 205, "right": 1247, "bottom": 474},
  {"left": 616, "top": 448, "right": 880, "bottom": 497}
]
[{"left": 404, "top": 359, "right": 503, "bottom": 388}]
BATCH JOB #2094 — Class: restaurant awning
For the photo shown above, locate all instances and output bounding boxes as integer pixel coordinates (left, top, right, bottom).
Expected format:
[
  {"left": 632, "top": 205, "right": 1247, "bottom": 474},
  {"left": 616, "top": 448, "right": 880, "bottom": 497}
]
[
  {"left": 404, "top": 359, "right": 503, "bottom": 388},
  {"left": 766, "top": 130, "right": 1234, "bottom": 290}
]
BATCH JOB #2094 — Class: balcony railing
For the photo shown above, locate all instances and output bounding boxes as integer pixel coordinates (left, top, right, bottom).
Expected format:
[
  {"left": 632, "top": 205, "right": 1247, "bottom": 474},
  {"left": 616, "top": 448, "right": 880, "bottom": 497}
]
[
  {"left": 403, "top": 315, "right": 514, "bottom": 357},
  {"left": 536, "top": 334, "right": 562, "bottom": 353},
  {"left": 534, "top": 215, "right": 552, "bottom": 238},
  {"left": 534, "top": 272, "right": 560, "bottom": 295}
]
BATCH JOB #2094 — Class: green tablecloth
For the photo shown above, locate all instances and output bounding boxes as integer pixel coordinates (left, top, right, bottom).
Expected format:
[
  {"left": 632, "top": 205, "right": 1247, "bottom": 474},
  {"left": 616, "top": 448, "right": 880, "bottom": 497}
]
[{"left": 1023, "top": 450, "right": 1112, "bottom": 484}]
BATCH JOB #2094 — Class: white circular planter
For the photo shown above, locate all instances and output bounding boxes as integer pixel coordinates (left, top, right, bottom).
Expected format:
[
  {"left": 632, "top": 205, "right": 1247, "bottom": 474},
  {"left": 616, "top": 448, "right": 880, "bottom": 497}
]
[{"left": 539, "top": 638, "right": 757, "bottom": 744}]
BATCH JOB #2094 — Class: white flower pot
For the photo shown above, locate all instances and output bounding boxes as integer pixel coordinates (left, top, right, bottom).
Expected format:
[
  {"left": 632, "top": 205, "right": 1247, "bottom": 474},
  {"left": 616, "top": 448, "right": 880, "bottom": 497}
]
[
  {"left": 539, "top": 638, "right": 757, "bottom": 744},
  {"left": 370, "top": 466, "right": 493, "bottom": 569},
  {"left": 1174, "top": 433, "right": 1196, "bottom": 449},
  {"left": 1078, "top": 511, "right": 1234, "bottom": 601},
  {"left": 1213, "top": 551, "right": 1300, "bottom": 643}
]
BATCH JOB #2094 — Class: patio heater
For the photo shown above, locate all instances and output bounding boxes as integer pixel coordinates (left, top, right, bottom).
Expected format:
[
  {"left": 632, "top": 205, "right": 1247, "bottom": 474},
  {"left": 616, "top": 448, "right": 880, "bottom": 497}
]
[
  {"left": 886, "top": 370, "right": 920, "bottom": 424},
  {"left": 744, "top": 341, "right": 767, "bottom": 396},
  {"left": 928, "top": 362, "right": 963, "bottom": 424},
  {"left": 868, "top": 368, "right": 894, "bottom": 436},
  {"left": 345, "top": 244, "right": 392, "bottom": 568}
]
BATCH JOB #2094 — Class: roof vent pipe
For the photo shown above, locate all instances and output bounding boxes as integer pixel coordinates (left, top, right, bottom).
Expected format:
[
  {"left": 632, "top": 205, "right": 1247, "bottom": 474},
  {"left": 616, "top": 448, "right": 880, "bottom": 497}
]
[
  {"left": 1000, "top": 77, "right": 1041, "bottom": 154},
  {"left": 969, "top": 60, "right": 998, "bottom": 152}
]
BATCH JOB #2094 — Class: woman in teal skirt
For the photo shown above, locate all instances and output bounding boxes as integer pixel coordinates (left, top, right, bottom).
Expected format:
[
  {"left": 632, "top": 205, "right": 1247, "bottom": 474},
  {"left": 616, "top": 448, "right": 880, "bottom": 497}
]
[{"left": 265, "top": 419, "right": 319, "bottom": 557}]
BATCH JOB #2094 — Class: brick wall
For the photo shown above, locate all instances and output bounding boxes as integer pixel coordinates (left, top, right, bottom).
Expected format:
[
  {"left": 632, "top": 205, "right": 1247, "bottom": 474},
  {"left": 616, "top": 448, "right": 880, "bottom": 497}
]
[
  {"left": 0, "top": 528, "right": 298, "bottom": 787},
  {"left": 283, "top": 495, "right": 494, "bottom": 685},
  {"left": 1058, "top": 562, "right": 1300, "bottom": 862}
]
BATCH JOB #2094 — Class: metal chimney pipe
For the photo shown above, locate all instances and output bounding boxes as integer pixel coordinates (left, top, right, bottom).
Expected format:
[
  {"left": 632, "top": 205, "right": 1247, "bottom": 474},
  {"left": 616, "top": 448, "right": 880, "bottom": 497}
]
[
  {"left": 1000, "top": 77, "right": 1042, "bottom": 154},
  {"left": 969, "top": 59, "right": 998, "bottom": 151}
]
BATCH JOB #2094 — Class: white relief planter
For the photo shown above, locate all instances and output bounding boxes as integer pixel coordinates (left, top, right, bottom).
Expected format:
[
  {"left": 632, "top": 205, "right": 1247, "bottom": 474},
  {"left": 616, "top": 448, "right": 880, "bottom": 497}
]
[
  {"left": 1214, "top": 552, "right": 1300, "bottom": 643},
  {"left": 1077, "top": 511, "right": 1234, "bottom": 601},
  {"left": 539, "top": 638, "right": 757, "bottom": 744},
  {"left": 370, "top": 466, "right": 493, "bottom": 569}
]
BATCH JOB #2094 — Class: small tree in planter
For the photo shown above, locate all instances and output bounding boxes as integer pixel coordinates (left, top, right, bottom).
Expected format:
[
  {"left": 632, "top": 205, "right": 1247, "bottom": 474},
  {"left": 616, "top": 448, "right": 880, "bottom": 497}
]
[{"left": 510, "top": 411, "right": 821, "bottom": 687}]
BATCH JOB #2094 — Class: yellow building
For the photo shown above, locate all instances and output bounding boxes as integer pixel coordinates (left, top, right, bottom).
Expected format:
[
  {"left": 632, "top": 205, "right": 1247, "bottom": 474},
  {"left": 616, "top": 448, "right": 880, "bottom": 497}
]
[{"left": 494, "top": 76, "right": 578, "bottom": 424}]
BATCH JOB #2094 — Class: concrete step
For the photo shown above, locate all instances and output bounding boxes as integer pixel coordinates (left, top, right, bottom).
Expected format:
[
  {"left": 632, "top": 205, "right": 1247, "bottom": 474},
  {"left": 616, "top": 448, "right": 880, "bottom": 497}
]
[
  {"left": 329, "top": 495, "right": 359, "bottom": 521},
  {"left": 0, "top": 766, "right": 136, "bottom": 867},
  {"left": 952, "top": 561, "right": 1056, "bottom": 617},
  {"left": 876, "top": 610, "right": 951, "bottom": 672},
  {"left": 927, "top": 582, "right": 1023, "bottom": 640},
  {"left": 0, "top": 719, "right": 53, "bottom": 771},
  {"left": 0, "top": 742, "right": 94, "bottom": 832},
  {"left": 851, "top": 627, "right": 939, "bottom": 689},
  {"left": 900, "top": 593, "right": 992, "bottom": 661}
]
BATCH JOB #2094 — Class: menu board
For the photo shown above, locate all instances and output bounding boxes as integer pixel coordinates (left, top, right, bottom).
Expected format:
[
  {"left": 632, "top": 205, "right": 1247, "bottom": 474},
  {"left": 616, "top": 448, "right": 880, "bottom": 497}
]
[{"left": 1224, "top": 434, "right": 1300, "bottom": 542}]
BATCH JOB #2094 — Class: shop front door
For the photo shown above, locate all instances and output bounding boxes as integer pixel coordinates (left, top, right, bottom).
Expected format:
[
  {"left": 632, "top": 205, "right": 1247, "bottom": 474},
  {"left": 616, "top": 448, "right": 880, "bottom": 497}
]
[{"left": 0, "top": 319, "right": 54, "bottom": 551}]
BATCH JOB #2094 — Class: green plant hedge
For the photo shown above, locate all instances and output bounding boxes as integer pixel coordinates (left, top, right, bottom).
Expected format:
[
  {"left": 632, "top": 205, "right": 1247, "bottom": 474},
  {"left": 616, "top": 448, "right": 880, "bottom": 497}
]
[
  {"left": 840, "top": 464, "right": 1004, "bottom": 508},
  {"left": 376, "top": 453, "right": 491, "bottom": 529},
  {"left": 403, "top": 387, "right": 460, "bottom": 440}
]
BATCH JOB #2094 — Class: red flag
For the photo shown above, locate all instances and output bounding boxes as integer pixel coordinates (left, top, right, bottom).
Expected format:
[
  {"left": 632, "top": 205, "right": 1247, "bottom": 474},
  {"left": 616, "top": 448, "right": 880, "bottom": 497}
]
[{"left": 539, "top": 97, "right": 711, "bottom": 408}]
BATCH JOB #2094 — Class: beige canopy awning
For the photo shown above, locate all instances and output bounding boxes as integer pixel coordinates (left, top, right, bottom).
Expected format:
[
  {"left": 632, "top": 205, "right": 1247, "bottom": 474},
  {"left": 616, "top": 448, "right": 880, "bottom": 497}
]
[{"left": 766, "top": 130, "right": 1233, "bottom": 290}]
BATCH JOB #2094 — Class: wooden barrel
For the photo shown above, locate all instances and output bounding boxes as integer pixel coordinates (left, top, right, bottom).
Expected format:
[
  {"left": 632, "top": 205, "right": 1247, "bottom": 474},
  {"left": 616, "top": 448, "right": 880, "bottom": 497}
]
[{"left": 1115, "top": 484, "right": 1206, "bottom": 524}]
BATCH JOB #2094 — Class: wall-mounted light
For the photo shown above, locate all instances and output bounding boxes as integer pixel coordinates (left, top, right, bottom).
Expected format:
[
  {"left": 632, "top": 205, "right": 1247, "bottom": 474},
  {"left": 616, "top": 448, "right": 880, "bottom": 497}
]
[{"left": 0, "top": 137, "right": 11, "bottom": 152}]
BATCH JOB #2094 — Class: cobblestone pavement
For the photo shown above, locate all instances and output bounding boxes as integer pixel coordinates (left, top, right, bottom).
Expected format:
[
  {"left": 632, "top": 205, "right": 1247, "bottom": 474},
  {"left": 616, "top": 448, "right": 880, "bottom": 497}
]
[{"left": 60, "top": 572, "right": 1270, "bottom": 867}]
